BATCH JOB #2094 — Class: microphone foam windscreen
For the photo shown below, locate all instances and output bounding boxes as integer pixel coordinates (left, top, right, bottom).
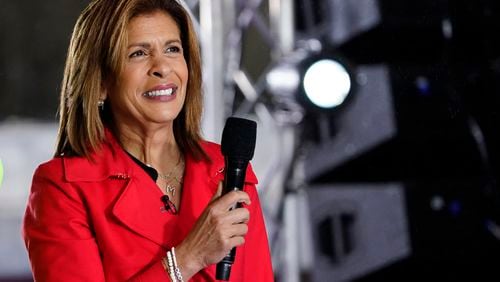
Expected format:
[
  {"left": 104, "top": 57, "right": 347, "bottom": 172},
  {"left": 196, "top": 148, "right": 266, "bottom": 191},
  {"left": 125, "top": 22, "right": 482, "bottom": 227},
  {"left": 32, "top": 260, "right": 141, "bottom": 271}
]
[{"left": 221, "top": 117, "right": 257, "bottom": 160}]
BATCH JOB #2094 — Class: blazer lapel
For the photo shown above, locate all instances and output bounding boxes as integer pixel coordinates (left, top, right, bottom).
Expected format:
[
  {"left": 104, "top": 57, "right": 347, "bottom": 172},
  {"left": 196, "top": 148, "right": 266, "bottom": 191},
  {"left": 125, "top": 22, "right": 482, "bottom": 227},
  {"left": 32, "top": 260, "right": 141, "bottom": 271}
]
[
  {"left": 111, "top": 172, "right": 175, "bottom": 247},
  {"left": 63, "top": 129, "right": 178, "bottom": 248}
]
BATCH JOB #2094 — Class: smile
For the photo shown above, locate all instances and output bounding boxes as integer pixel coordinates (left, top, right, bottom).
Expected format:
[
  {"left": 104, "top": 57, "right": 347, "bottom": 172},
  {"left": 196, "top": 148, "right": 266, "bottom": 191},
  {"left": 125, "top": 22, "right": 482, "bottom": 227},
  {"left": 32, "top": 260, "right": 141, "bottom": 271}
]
[{"left": 143, "top": 87, "right": 177, "bottom": 97}]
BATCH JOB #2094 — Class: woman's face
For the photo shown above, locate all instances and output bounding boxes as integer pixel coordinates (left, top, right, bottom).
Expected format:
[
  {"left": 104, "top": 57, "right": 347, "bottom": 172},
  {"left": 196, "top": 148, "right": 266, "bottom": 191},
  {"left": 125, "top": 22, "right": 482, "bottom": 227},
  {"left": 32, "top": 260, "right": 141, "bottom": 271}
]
[{"left": 107, "top": 11, "right": 188, "bottom": 131}]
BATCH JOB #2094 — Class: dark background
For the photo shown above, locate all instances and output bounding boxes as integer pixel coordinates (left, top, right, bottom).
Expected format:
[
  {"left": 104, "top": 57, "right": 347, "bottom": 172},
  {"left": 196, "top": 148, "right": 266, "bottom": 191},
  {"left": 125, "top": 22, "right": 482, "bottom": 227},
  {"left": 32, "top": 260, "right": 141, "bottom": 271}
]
[
  {"left": 297, "top": 0, "right": 500, "bottom": 280},
  {"left": 0, "top": 0, "right": 88, "bottom": 121}
]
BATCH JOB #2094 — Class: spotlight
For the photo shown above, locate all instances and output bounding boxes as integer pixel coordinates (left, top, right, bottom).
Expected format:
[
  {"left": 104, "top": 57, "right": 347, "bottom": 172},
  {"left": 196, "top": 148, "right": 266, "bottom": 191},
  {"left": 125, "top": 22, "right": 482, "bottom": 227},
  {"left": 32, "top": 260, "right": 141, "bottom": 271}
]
[
  {"left": 266, "top": 49, "right": 355, "bottom": 114},
  {"left": 303, "top": 59, "right": 351, "bottom": 109},
  {"left": 298, "top": 54, "right": 355, "bottom": 112}
]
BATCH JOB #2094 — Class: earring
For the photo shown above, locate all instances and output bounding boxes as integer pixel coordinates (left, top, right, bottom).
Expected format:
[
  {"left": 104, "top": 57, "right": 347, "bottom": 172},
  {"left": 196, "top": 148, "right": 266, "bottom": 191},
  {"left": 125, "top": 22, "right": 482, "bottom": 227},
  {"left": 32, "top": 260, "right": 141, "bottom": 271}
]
[{"left": 98, "top": 100, "right": 105, "bottom": 111}]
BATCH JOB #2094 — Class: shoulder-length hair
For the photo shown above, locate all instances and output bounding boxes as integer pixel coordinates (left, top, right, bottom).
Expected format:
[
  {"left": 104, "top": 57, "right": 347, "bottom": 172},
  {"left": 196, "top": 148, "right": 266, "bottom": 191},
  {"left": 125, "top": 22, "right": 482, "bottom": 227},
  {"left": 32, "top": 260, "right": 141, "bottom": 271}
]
[{"left": 55, "top": 0, "right": 207, "bottom": 160}]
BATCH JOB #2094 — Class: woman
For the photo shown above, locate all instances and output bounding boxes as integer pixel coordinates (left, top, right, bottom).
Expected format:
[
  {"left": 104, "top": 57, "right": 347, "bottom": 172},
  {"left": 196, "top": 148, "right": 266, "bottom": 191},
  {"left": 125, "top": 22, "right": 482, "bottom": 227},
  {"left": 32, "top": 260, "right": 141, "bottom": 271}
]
[{"left": 22, "top": 0, "right": 273, "bottom": 281}]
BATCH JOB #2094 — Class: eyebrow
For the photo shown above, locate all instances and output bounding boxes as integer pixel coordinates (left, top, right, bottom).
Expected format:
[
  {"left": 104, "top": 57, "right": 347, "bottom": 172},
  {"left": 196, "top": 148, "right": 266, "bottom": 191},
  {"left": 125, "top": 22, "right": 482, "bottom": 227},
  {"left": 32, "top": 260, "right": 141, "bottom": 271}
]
[{"left": 127, "top": 39, "right": 182, "bottom": 49}]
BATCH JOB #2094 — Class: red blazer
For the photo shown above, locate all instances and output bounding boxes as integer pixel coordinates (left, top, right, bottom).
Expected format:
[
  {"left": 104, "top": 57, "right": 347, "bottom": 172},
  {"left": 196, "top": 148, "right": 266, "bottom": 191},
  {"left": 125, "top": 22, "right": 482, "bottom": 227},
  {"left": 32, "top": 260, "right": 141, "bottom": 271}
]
[{"left": 22, "top": 130, "right": 274, "bottom": 281}]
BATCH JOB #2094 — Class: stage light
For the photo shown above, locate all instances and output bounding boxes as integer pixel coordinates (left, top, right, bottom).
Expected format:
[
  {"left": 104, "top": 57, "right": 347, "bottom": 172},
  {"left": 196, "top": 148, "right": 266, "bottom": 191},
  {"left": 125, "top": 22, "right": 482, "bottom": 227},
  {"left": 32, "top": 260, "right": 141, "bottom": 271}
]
[
  {"left": 302, "top": 59, "right": 352, "bottom": 109},
  {"left": 266, "top": 49, "right": 355, "bottom": 114},
  {"left": 296, "top": 52, "right": 355, "bottom": 113}
]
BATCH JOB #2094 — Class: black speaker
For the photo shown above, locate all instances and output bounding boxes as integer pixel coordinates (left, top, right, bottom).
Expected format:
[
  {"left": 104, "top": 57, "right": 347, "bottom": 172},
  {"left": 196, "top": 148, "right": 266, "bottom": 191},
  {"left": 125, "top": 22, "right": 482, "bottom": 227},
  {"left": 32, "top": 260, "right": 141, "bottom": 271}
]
[{"left": 307, "top": 183, "right": 409, "bottom": 282}]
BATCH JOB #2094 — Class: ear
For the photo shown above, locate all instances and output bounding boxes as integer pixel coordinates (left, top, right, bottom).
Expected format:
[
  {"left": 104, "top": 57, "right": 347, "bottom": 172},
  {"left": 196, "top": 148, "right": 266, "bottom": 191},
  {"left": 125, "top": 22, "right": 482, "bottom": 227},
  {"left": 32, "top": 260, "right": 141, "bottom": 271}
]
[
  {"left": 99, "top": 92, "right": 107, "bottom": 101},
  {"left": 100, "top": 80, "right": 109, "bottom": 101}
]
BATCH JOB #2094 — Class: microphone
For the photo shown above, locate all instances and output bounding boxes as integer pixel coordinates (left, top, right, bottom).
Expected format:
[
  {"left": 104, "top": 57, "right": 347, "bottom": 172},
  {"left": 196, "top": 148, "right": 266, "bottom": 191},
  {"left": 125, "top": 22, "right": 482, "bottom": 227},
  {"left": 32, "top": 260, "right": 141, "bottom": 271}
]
[{"left": 216, "top": 117, "right": 257, "bottom": 281}]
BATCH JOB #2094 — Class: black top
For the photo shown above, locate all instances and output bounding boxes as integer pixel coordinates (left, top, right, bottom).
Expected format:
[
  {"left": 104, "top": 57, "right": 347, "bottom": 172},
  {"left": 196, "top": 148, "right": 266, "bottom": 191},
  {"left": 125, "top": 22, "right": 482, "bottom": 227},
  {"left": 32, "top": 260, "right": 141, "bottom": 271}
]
[{"left": 126, "top": 152, "right": 158, "bottom": 181}]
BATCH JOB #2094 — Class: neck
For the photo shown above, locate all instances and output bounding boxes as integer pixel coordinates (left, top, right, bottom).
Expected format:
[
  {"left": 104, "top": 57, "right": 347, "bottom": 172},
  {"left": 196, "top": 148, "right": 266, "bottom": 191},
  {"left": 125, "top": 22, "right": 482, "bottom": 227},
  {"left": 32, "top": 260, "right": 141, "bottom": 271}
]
[{"left": 114, "top": 123, "right": 181, "bottom": 170}]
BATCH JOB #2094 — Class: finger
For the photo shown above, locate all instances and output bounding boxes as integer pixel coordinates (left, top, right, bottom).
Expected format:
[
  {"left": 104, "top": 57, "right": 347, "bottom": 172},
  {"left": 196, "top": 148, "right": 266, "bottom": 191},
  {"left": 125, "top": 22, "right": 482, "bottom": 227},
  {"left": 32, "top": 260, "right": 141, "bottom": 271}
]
[
  {"left": 217, "top": 191, "right": 251, "bottom": 211},
  {"left": 221, "top": 207, "right": 250, "bottom": 224},
  {"left": 228, "top": 223, "right": 249, "bottom": 237},
  {"left": 228, "top": 236, "right": 246, "bottom": 248},
  {"left": 215, "top": 236, "right": 246, "bottom": 257}
]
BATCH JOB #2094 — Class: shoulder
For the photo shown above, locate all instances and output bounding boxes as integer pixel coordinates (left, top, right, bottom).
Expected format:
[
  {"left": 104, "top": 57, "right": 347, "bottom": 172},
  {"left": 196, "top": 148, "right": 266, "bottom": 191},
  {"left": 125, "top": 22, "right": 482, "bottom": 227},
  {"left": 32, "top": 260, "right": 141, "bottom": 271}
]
[
  {"left": 32, "top": 157, "right": 65, "bottom": 183},
  {"left": 28, "top": 157, "right": 83, "bottom": 206},
  {"left": 38, "top": 136, "right": 131, "bottom": 183}
]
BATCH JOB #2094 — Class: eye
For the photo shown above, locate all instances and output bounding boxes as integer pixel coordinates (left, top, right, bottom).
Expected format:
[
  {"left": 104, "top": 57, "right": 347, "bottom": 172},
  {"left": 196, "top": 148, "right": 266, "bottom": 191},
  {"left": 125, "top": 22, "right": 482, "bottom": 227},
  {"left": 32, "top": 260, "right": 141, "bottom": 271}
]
[
  {"left": 165, "top": 45, "right": 182, "bottom": 54},
  {"left": 129, "top": 49, "right": 146, "bottom": 58}
]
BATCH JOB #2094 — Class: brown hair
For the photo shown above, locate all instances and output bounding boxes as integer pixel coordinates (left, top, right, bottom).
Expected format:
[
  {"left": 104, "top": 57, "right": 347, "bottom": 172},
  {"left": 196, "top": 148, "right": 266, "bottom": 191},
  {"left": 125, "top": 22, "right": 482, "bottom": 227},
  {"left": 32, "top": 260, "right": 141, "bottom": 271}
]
[{"left": 55, "top": 0, "right": 207, "bottom": 160}]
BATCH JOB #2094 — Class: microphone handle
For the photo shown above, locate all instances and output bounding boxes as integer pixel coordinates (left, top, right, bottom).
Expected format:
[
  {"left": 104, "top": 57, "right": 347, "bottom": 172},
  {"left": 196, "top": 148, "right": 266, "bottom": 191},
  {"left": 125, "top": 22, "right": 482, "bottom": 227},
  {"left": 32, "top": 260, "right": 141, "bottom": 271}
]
[{"left": 216, "top": 159, "right": 248, "bottom": 280}]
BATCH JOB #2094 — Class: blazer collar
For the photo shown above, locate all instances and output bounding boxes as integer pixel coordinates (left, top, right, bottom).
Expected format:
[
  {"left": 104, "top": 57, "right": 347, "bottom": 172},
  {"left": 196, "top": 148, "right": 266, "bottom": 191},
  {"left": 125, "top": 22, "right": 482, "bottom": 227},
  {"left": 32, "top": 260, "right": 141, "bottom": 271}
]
[{"left": 62, "top": 128, "right": 133, "bottom": 182}]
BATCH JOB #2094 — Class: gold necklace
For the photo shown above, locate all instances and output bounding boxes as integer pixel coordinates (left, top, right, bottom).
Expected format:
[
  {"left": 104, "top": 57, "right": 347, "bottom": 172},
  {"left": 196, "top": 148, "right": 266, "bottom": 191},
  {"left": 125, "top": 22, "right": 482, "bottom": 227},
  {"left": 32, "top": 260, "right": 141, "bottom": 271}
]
[{"left": 157, "top": 156, "right": 184, "bottom": 197}]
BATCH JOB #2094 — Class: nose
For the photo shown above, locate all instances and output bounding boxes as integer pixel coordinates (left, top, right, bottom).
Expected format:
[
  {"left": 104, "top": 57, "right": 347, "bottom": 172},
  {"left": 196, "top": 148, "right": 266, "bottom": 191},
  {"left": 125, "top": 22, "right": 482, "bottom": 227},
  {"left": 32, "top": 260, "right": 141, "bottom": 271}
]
[{"left": 149, "top": 56, "right": 172, "bottom": 78}]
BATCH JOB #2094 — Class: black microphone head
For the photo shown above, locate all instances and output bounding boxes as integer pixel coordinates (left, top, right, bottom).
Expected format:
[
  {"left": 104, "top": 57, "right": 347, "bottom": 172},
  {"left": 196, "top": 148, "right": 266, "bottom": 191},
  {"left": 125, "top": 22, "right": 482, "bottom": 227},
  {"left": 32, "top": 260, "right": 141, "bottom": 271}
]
[{"left": 221, "top": 117, "right": 257, "bottom": 160}]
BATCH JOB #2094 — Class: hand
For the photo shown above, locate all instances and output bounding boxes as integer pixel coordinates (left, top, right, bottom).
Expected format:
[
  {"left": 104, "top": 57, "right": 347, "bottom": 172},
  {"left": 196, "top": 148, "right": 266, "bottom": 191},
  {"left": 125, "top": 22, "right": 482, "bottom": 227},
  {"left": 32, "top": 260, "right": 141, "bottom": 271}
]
[{"left": 174, "top": 182, "right": 251, "bottom": 280}]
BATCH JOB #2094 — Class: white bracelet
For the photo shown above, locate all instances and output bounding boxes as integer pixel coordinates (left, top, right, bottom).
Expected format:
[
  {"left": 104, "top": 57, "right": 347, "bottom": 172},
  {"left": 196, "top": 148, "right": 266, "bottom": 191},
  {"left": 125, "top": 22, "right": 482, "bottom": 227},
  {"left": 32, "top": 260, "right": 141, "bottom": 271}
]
[
  {"left": 166, "top": 251, "right": 176, "bottom": 282},
  {"left": 166, "top": 247, "right": 184, "bottom": 282},
  {"left": 171, "top": 247, "right": 184, "bottom": 282}
]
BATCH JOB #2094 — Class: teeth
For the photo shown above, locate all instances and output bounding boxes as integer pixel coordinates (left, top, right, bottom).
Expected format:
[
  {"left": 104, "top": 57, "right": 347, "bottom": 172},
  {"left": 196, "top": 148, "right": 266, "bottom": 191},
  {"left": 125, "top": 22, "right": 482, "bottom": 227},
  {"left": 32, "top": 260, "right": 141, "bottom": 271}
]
[{"left": 144, "top": 88, "right": 174, "bottom": 97}]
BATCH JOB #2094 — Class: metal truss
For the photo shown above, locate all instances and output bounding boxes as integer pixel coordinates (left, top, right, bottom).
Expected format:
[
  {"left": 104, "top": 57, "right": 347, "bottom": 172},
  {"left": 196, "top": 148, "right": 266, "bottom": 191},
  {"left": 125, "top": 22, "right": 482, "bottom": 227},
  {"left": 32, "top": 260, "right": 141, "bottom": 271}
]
[
  {"left": 181, "top": 0, "right": 299, "bottom": 132},
  {"left": 180, "top": 1, "right": 308, "bottom": 281}
]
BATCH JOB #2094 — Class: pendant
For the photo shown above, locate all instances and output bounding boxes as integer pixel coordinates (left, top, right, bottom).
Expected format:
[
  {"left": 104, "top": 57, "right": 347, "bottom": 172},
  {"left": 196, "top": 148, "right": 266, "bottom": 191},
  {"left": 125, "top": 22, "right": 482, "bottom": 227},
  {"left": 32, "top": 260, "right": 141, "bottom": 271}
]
[{"left": 166, "top": 184, "right": 176, "bottom": 196}]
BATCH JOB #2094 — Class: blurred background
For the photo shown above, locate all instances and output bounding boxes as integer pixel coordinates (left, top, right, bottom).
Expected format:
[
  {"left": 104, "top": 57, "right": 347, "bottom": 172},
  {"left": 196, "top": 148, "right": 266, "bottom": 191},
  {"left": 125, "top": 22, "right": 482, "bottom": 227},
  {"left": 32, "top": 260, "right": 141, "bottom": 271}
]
[{"left": 1, "top": 0, "right": 500, "bottom": 281}]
